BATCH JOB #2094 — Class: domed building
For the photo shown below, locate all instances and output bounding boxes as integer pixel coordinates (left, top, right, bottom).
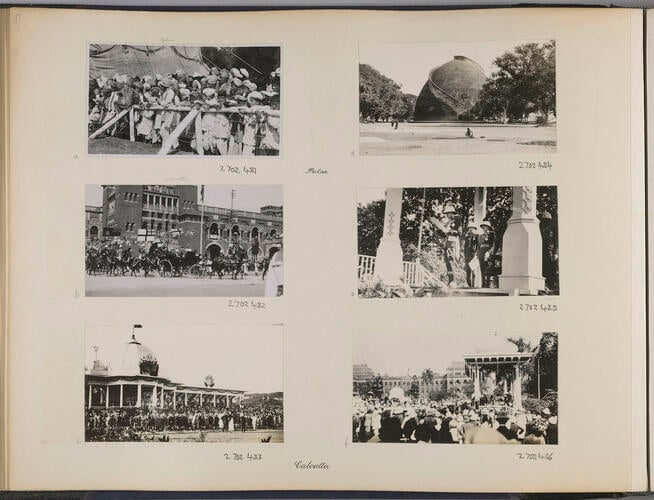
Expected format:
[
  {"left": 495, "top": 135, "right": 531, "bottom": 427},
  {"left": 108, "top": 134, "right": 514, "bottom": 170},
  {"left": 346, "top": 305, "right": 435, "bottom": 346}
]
[
  {"left": 413, "top": 56, "right": 488, "bottom": 121},
  {"left": 85, "top": 333, "right": 245, "bottom": 410}
]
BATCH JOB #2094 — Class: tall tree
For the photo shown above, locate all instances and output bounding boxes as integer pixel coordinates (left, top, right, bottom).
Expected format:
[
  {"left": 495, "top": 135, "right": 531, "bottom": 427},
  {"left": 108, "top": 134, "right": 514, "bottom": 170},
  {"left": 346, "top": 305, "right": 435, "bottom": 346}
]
[
  {"left": 409, "top": 375, "right": 420, "bottom": 398},
  {"left": 473, "top": 41, "right": 555, "bottom": 123}
]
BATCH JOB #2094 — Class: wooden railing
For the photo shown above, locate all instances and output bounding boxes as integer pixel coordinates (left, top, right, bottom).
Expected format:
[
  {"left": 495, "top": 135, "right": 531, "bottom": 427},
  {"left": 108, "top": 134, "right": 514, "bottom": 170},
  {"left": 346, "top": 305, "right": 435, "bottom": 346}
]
[{"left": 89, "top": 104, "right": 280, "bottom": 156}]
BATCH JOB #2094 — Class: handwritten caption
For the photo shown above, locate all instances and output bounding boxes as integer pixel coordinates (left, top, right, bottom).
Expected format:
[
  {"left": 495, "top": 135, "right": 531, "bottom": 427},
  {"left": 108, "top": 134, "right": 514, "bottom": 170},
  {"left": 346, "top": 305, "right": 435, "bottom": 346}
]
[
  {"left": 516, "top": 452, "right": 554, "bottom": 461},
  {"left": 224, "top": 452, "right": 263, "bottom": 462},
  {"left": 294, "top": 460, "right": 329, "bottom": 470},
  {"left": 305, "top": 168, "right": 328, "bottom": 175},
  {"left": 518, "top": 160, "right": 552, "bottom": 171},
  {"left": 519, "top": 303, "right": 558, "bottom": 312},
  {"left": 228, "top": 299, "right": 266, "bottom": 310},
  {"left": 218, "top": 164, "right": 257, "bottom": 175}
]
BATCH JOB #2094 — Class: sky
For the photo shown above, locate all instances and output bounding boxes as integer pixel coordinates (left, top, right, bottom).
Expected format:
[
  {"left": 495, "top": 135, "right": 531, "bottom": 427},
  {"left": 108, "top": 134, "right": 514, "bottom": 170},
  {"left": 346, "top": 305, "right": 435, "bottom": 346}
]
[
  {"left": 353, "top": 331, "right": 546, "bottom": 377},
  {"left": 85, "top": 185, "right": 283, "bottom": 213},
  {"left": 360, "top": 40, "right": 546, "bottom": 96},
  {"left": 85, "top": 324, "right": 283, "bottom": 393}
]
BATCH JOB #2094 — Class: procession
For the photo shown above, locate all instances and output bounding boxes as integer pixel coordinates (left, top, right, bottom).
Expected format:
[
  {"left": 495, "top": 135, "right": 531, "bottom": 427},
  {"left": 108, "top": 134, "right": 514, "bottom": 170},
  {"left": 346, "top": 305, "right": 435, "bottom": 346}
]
[
  {"left": 358, "top": 185, "right": 558, "bottom": 297},
  {"left": 85, "top": 325, "right": 284, "bottom": 443},
  {"left": 353, "top": 331, "right": 558, "bottom": 445},
  {"left": 87, "top": 45, "right": 281, "bottom": 156},
  {"left": 85, "top": 185, "right": 283, "bottom": 297}
]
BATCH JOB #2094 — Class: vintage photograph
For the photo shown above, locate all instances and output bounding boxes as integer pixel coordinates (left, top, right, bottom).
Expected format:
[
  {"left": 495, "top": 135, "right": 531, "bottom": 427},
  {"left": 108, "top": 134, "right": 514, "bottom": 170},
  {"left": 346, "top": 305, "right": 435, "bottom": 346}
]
[
  {"left": 85, "top": 324, "right": 284, "bottom": 442},
  {"left": 359, "top": 40, "right": 556, "bottom": 155},
  {"left": 357, "top": 186, "right": 558, "bottom": 297},
  {"left": 85, "top": 184, "right": 283, "bottom": 297},
  {"left": 88, "top": 44, "right": 281, "bottom": 156},
  {"left": 353, "top": 331, "right": 558, "bottom": 445}
]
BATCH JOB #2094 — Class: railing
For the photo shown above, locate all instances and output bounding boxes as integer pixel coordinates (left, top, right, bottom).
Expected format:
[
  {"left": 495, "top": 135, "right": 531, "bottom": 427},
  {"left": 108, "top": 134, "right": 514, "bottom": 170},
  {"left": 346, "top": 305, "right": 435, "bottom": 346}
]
[
  {"left": 358, "top": 255, "right": 441, "bottom": 287},
  {"left": 89, "top": 104, "right": 280, "bottom": 156}
]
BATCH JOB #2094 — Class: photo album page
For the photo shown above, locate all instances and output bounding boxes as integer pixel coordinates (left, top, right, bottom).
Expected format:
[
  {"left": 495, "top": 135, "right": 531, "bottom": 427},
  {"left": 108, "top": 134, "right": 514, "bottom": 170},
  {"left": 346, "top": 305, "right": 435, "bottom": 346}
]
[{"left": 2, "top": 7, "right": 648, "bottom": 492}]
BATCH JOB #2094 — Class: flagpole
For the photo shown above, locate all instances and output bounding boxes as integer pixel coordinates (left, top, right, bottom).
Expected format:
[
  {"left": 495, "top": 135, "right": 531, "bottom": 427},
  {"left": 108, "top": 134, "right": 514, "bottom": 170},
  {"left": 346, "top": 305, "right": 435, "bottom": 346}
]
[{"left": 200, "top": 185, "right": 205, "bottom": 258}]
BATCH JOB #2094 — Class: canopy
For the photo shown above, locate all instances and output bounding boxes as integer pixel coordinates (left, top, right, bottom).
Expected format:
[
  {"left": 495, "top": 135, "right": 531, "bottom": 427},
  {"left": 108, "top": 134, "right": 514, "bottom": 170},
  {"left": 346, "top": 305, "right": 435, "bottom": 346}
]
[{"left": 89, "top": 44, "right": 209, "bottom": 79}]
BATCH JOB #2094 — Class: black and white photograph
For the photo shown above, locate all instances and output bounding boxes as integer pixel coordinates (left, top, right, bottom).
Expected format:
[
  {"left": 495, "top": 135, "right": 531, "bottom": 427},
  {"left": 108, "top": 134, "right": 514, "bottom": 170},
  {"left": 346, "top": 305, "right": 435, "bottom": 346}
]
[
  {"left": 359, "top": 40, "right": 556, "bottom": 155},
  {"left": 353, "top": 331, "right": 558, "bottom": 445},
  {"left": 88, "top": 44, "right": 281, "bottom": 156},
  {"left": 357, "top": 186, "right": 559, "bottom": 297},
  {"left": 85, "top": 184, "right": 283, "bottom": 297},
  {"left": 85, "top": 324, "right": 284, "bottom": 443}
]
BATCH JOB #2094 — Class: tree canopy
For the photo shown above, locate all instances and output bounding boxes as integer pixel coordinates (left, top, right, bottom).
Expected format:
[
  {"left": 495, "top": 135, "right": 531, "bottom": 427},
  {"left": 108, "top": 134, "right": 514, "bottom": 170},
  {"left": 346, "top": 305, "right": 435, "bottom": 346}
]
[
  {"left": 359, "top": 64, "right": 416, "bottom": 122},
  {"left": 472, "top": 41, "right": 556, "bottom": 123}
]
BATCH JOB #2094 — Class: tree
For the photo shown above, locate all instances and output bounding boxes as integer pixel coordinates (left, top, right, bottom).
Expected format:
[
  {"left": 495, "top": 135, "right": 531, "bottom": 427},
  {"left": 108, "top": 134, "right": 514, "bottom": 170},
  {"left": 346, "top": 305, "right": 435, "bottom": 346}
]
[
  {"left": 359, "top": 64, "right": 415, "bottom": 122},
  {"left": 473, "top": 41, "right": 556, "bottom": 123},
  {"left": 526, "top": 332, "right": 558, "bottom": 396},
  {"left": 370, "top": 374, "right": 385, "bottom": 399},
  {"left": 409, "top": 375, "right": 420, "bottom": 399},
  {"left": 507, "top": 336, "right": 535, "bottom": 353},
  {"left": 421, "top": 368, "right": 434, "bottom": 386}
]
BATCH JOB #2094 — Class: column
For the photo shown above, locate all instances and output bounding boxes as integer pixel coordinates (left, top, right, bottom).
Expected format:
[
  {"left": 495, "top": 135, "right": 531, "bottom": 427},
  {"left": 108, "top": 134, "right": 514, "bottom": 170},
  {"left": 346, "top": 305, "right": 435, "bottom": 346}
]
[
  {"left": 173, "top": 391, "right": 176, "bottom": 410},
  {"left": 213, "top": 394, "right": 217, "bottom": 407},
  {"left": 105, "top": 386, "right": 109, "bottom": 408},
  {"left": 119, "top": 384, "right": 124, "bottom": 407},
  {"left": 503, "top": 378, "right": 508, "bottom": 394},
  {"left": 137, "top": 383, "right": 142, "bottom": 407},
  {"left": 513, "top": 365, "right": 523, "bottom": 410},
  {"left": 374, "top": 188, "right": 404, "bottom": 284},
  {"left": 184, "top": 392, "right": 188, "bottom": 406},
  {"left": 227, "top": 395, "right": 231, "bottom": 408},
  {"left": 474, "top": 187, "right": 487, "bottom": 225},
  {"left": 88, "top": 384, "right": 92, "bottom": 409},
  {"left": 200, "top": 394, "right": 203, "bottom": 406},
  {"left": 472, "top": 365, "right": 481, "bottom": 399},
  {"left": 499, "top": 186, "right": 545, "bottom": 294}
]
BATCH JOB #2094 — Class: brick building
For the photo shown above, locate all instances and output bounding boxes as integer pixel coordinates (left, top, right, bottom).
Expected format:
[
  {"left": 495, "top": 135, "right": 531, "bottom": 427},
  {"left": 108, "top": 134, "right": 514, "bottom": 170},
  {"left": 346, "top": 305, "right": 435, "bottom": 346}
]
[{"left": 89, "top": 185, "right": 283, "bottom": 259}]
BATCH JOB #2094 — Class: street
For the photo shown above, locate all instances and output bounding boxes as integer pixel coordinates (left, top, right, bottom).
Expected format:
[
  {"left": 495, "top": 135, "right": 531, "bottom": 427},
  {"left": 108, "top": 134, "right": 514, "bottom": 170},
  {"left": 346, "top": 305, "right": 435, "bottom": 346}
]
[{"left": 86, "top": 273, "right": 266, "bottom": 297}]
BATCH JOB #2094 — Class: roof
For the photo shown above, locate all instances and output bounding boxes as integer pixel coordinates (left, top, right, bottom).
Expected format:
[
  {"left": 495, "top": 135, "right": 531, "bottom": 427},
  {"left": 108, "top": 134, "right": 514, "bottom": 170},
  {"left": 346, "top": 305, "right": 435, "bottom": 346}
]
[
  {"left": 89, "top": 44, "right": 209, "bottom": 80},
  {"left": 85, "top": 373, "right": 245, "bottom": 394}
]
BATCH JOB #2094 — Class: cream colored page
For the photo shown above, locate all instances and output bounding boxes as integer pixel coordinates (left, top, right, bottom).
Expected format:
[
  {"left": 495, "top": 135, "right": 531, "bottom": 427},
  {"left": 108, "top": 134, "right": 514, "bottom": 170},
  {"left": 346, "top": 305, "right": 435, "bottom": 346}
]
[{"left": 6, "top": 7, "right": 646, "bottom": 492}]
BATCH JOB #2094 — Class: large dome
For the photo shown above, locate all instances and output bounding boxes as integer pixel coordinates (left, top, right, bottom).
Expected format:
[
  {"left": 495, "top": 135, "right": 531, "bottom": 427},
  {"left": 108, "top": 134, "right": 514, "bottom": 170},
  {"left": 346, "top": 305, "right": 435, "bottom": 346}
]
[{"left": 414, "top": 56, "right": 487, "bottom": 121}]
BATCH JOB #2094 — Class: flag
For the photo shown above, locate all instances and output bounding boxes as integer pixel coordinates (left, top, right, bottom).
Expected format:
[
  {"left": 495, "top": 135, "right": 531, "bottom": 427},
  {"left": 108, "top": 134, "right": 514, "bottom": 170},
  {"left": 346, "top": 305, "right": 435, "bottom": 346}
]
[
  {"left": 133, "top": 324, "right": 143, "bottom": 329},
  {"left": 200, "top": 185, "right": 205, "bottom": 203}
]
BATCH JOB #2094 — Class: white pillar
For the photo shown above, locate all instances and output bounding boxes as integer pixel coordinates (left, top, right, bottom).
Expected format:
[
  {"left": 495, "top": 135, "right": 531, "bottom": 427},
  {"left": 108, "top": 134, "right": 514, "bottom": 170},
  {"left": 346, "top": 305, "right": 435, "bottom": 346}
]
[
  {"left": 213, "top": 394, "right": 217, "bottom": 407},
  {"left": 105, "top": 387, "right": 109, "bottom": 408},
  {"left": 137, "top": 384, "right": 142, "bottom": 407},
  {"left": 472, "top": 365, "right": 481, "bottom": 399},
  {"left": 88, "top": 384, "right": 92, "bottom": 409},
  {"left": 474, "top": 187, "right": 487, "bottom": 224},
  {"left": 499, "top": 186, "right": 545, "bottom": 294},
  {"left": 119, "top": 384, "right": 124, "bottom": 407},
  {"left": 513, "top": 365, "right": 523, "bottom": 410},
  {"left": 375, "top": 188, "right": 404, "bottom": 284}
]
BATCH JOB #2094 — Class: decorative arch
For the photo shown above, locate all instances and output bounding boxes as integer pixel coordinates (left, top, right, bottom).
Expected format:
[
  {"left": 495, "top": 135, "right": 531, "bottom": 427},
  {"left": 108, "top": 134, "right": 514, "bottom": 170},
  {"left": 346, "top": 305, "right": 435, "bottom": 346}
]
[{"left": 205, "top": 242, "right": 225, "bottom": 259}]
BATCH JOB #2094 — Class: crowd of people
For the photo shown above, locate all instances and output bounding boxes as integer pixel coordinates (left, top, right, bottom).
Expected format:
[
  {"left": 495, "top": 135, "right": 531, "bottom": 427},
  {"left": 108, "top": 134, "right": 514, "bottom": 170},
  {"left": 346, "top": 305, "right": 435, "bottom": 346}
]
[
  {"left": 85, "top": 403, "right": 284, "bottom": 442},
  {"left": 352, "top": 395, "right": 558, "bottom": 445},
  {"left": 88, "top": 65, "right": 281, "bottom": 156}
]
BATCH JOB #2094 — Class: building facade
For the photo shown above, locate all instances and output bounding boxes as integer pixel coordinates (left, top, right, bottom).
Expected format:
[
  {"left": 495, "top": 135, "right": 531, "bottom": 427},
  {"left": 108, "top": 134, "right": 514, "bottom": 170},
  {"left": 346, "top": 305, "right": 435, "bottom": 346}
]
[
  {"left": 89, "top": 185, "right": 283, "bottom": 259},
  {"left": 85, "top": 205, "right": 103, "bottom": 240}
]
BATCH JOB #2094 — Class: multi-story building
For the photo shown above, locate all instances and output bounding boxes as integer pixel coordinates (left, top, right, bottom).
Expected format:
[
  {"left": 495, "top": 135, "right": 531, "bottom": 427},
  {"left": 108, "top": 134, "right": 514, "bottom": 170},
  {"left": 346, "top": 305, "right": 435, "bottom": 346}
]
[
  {"left": 444, "top": 361, "right": 473, "bottom": 396},
  {"left": 85, "top": 205, "right": 103, "bottom": 240},
  {"left": 89, "top": 185, "right": 283, "bottom": 259},
  {"left": 381, "top": 373, "right": 447, "bottom": 400}
]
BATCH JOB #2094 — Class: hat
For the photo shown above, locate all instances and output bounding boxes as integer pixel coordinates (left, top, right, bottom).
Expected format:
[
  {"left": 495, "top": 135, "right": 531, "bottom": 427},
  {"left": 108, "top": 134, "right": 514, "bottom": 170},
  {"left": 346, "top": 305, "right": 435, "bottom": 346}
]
[
  {"left": 232, "top": 78, "right": 243, "bottom": 87},
  {"left": 247, "top": 91, "right": 264, "bottom": 101},
  {"left": 207, "top": 75, "right": 219, "bottom": 85},
  {"left": 244, "top": 80, "right": 257, "bottom": 91},
  {"left": 159, "top": 78, "right": 173, "bottom": 88},
  {"left": 225, "top": 99, "right": 238, "bottom": 107},
  {"left": 467, "top": 222, "right": 478, "bottom": 230},
  {"left": 443, "top": 205, "right": 456, "bottom": 215},
  {"left": 202, "top": 88, "right": 216, "bottom": 98},
  {"left": 479, "top": 220, "right": 492, "bottom": 228},
  {"left": 261, "top": 90, "right": 278, "bottom": 97},
  {"left": 240, "top": 68, "right": 249, "bottom": 78},
  {"left": 230, "top": 68, "right": 243, "bottom": 79},
  {"left": 209, "top": 67, "right": 219, "bottom": 76},
  {"left": 179, "top": 88, "right": 191, "bottom": 98},
  {"left": 541, "top": 408, "right": 551, "bottom": 416}
]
